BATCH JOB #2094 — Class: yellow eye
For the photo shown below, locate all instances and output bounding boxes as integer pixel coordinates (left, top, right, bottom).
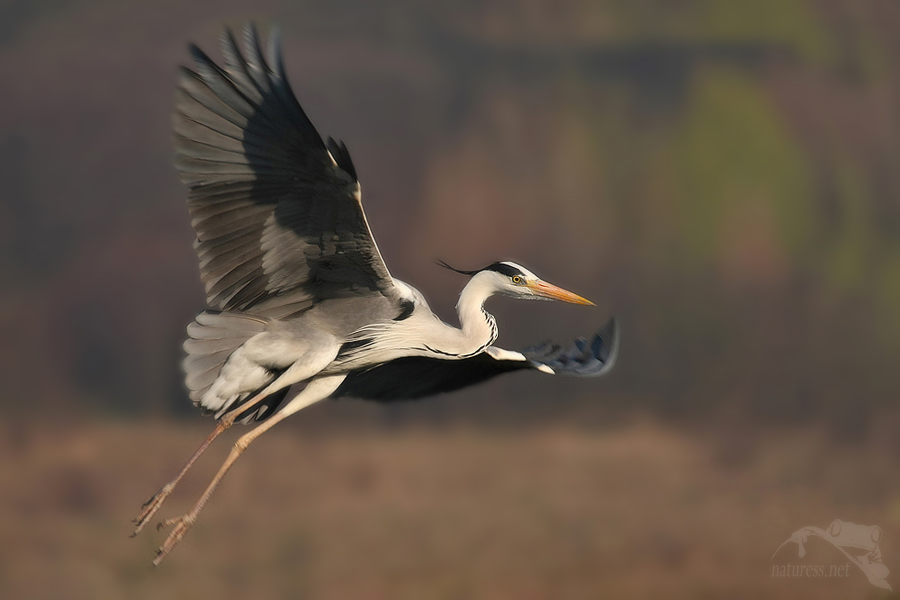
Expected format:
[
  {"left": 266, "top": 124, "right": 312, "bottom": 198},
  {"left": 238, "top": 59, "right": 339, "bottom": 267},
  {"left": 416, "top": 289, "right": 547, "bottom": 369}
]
[{"left": 512, "top": 276, "right": 522, "bottom": 284}]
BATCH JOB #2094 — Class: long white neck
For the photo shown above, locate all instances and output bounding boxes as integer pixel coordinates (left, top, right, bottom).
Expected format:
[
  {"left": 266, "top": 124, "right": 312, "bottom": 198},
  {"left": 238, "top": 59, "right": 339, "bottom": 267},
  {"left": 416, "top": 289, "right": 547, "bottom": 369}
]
[{"left": 455, "top": 272, "right": 499, "bottom": 355}]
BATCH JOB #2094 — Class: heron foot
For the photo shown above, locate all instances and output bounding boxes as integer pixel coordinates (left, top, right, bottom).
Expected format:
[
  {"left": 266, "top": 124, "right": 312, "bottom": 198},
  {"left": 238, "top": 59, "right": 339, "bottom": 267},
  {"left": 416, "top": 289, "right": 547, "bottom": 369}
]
[
  {"left": 153, "top": 514, "right": 195, "bottom": 566},
  {"left": 130, "top": 483, "right": 174, "bottom": 537}
]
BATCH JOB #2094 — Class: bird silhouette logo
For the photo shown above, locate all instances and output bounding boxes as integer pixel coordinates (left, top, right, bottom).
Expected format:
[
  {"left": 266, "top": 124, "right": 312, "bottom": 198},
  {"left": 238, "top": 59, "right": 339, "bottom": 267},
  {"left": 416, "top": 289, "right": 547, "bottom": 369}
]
[{"left": 772, "top": 519, "right": 891, "bottom": 590}]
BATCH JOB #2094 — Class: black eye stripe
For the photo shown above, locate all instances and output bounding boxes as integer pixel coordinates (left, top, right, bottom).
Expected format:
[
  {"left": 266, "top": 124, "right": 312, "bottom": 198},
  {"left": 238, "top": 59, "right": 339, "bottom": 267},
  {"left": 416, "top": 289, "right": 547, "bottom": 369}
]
[{"left": 483, "top": 262, "right": 524, "bottom": 278}]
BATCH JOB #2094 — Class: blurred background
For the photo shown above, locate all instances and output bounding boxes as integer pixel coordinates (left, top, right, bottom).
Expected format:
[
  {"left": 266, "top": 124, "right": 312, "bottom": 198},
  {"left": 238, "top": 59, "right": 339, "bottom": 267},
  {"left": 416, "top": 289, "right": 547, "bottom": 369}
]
[{"left": 1, "top": 0, "right": 899, "bottom": 598}]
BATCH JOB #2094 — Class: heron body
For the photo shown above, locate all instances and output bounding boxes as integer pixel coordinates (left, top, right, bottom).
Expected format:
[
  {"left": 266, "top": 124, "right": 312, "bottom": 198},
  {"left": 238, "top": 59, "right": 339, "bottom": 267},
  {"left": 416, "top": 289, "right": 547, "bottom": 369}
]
[{"left": 133, "top": 24, "right": 618, "bottom": 565}]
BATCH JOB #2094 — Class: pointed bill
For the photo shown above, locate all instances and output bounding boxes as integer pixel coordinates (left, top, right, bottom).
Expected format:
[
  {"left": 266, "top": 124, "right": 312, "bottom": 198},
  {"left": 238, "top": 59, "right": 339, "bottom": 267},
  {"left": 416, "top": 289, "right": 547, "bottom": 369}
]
[{"left": 529, "top": 280, "right": 595, "bottom": 305}]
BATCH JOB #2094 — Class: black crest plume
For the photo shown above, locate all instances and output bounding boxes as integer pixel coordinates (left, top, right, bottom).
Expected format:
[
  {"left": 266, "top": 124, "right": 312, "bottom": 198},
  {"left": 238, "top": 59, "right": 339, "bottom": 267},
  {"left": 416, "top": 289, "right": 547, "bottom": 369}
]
[
  {"left": 438, "top": 260, "right": 525, "bottom": 279},
  {"left": 436, "top": 260, "right": 480, "bottom": 276}
]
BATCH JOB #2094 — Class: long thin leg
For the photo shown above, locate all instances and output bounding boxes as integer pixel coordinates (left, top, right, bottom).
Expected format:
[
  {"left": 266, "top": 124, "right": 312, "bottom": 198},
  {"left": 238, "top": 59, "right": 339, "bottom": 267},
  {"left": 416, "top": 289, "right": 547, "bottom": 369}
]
[
  {"left": 131, "top": 419, "right": 232, "bottom": 536},
  {"left": 132, "top": 376, "right": 298, "bottom": 536},
  {"left": 151, "top": 375, "right": 345, "bottom": 566}
]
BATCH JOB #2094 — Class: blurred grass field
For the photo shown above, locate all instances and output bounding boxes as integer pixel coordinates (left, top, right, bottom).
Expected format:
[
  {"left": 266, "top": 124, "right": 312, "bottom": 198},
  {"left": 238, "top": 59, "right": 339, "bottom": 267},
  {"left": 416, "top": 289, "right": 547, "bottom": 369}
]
[{"left": 1, "top": 414, "right": 898, "bottom": 599}]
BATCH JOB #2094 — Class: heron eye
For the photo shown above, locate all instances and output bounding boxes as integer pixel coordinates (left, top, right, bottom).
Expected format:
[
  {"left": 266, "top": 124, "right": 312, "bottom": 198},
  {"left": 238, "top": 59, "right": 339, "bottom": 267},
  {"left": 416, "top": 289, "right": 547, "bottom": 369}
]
[{"left": 512, "top": 275, "right": 522, "bottom": 284}]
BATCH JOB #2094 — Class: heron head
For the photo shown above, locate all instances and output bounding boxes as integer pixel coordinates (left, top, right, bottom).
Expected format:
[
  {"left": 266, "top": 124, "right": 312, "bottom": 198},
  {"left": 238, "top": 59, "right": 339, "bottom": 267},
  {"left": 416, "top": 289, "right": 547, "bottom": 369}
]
[{"left": 440, "top": 260, "right": 594, "bottom": 305}]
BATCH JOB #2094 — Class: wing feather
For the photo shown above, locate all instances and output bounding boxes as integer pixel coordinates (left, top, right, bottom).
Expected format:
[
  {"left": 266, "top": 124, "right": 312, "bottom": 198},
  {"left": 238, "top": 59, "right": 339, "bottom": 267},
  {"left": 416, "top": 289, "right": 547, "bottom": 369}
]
[
  {"left": 174, "top": 25, "right": 400, "bottom": 316},
  {"left": 332, "top": 319, "right": 619, "bottom": 401}
]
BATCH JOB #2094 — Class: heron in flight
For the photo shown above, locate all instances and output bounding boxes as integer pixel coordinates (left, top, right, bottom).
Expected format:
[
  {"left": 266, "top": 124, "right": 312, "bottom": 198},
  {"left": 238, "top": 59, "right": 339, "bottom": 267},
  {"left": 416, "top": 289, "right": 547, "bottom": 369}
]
[{"left": 132, "top": 24, "right": 619, "bottom": 565}]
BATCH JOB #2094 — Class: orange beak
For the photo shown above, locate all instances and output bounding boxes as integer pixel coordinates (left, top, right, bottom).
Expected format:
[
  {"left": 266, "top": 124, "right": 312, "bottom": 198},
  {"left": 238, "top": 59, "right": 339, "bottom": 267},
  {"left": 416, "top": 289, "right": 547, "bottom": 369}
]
[{"left": 528, "top": 280, "right": 595, "bottom": 306}]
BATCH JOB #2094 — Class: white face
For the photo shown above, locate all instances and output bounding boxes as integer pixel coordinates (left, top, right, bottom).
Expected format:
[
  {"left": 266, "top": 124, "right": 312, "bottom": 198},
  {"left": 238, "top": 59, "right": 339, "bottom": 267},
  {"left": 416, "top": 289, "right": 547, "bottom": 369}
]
[
  {"left": 483, "top": 262, "right": 541, "bottom": 300},
  {"left": 480, "top": 262, "right": 594, "bottom": 305}
]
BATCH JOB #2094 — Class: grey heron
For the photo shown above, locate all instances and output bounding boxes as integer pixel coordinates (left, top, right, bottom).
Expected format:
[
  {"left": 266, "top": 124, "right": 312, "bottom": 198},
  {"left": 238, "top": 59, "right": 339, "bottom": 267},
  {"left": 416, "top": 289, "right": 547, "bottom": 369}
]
[{"left": 132, "top": 24, "right": 619, "bottom": 565}]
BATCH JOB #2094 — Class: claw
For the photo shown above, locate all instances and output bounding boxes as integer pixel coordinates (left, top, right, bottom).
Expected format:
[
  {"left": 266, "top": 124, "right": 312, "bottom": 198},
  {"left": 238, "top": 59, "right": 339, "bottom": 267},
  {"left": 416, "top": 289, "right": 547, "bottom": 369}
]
[
  {"left": 130, "top": 484, "right": 173, "bottom": 537},
  {"left": 153, "top": 514, "right": 195, "bottom": 566},
  {"left": 156, "top": 515, "right": 181, "bottom": 531},
  {"left": 140, "top": 493, "right": 157, "bottom": 510}
]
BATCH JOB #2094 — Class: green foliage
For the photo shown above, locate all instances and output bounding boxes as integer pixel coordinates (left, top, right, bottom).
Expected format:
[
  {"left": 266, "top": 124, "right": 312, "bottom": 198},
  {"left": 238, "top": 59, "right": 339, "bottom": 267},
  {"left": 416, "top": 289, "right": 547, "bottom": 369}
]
[
  {"left": 671, "top": 68, "right": 813, "bottom": 268},
  {"left": 604, "top": 0, "right": 833, "bottom": 62},
  {"left": 879, "top": 252, "right": 900, "bottom": 337},
  {"left": 826, "top": 159, "right": 873, "bottom": 291},
  {"left": 694, "top": 0, "right": 832, "bottom": 62}
]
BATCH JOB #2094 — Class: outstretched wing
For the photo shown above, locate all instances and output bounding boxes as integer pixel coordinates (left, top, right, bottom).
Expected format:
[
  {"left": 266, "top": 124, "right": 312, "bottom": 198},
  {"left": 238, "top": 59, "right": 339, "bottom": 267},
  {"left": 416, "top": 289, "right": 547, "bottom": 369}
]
[
  {"left": 174, "top": 25, "right": 399, "bottom": 319},
  {"left": 333, "top": 319, "right": 619, "bottom": 401},
  {"left": 517, "top": 317, "right": 619, "bottom": 377}
]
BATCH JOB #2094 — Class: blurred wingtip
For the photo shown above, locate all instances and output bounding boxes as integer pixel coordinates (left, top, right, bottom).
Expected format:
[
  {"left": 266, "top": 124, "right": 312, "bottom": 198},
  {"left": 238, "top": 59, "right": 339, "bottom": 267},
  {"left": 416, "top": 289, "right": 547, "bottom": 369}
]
[{"left": 596, "top": 316, "right": 620, "bottom": 375}]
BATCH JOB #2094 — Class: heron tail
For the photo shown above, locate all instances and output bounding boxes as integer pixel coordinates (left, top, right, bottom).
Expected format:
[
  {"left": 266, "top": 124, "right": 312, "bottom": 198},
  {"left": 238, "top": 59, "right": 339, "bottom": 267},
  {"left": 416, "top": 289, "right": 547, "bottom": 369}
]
[{"left": 182, "top": 310, "right": 268, "bottom": 413}]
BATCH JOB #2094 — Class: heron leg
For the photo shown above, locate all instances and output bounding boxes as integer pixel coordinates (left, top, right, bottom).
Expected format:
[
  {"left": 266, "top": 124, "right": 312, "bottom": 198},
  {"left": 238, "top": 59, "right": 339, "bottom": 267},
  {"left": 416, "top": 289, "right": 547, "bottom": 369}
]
[
  {"left": 131, "top": 418, "right": 233, "bottom": 536},
  {"left": 151, "top": 375, "right": 345, "bottom": 566},
  {"left": 133, "top": 370, "right": 310, "bottom": 536}
]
